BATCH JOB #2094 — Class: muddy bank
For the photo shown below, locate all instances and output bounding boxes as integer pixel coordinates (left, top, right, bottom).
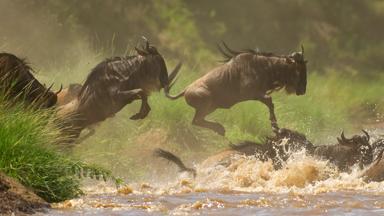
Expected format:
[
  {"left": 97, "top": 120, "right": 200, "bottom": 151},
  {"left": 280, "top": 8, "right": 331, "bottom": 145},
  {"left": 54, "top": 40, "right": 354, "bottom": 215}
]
[{"left": 0, "top": 172, "right": 49, "bottom": 215}]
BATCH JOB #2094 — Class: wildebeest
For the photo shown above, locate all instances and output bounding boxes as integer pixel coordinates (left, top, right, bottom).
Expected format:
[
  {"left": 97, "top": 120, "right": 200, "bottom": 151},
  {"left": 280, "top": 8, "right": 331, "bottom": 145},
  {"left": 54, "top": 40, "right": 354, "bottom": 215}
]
[
  {"left": 155, "top": 128, "right": 313, "bottom": 176},
  {"left": 57, "top": 38, "right": 182, "bottom": 141},
  {"left": 361, "top": 148, "right": 384, "bottom": 182},
  {"left": 359, "top": 136, "right": 384, "bottom": 182},
  {"left": 371, "top": 138, "right": 384, "bottom": 159},
  {"left": 0, "top": 52, "right": 61, "bottom": 108},
  {"left": 155, "top": 129, "right": 375, "bottom": 177},
  {"left": 164, "top": 43, "right": 308, "bottom": 135},
  {"left": 56, "top": 83, "right": 82, "bottom": 106},
  {"left": 313, "top": 130, "right": 373, "bottom": 171},
  {"left": 229, "top": 128, "right": 314, "bottom": 169}
]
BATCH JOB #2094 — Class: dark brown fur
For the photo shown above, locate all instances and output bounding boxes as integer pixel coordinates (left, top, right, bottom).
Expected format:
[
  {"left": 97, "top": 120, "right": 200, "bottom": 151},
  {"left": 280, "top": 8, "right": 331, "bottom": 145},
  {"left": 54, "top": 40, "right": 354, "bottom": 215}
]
[
  {"left": 230, "top": 128, "right": 314, "bottom": 169},
  {"left": 154, "top": 129, "right": 375, "bottom": 176},
  {"left": 57, "top": 39, "right": 181, "bottom": 141},
  {"left": 0, "top": 52, "right": 60, "bottom": 108},
  {"left": 313, "top": 131, "right": 373, "bottom": 171},
  {"left": 165, "top": 43, "right": 307, "bottom": 135}
]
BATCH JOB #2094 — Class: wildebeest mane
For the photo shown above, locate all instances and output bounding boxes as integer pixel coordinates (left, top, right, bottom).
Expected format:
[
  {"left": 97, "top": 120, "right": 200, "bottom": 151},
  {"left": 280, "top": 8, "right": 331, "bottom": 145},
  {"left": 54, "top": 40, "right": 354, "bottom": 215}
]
[
  {"left": 79, "top": 55, "right": 141, "bottom": 100},
  {"left": 217, "top": 42, "right": 288, "bottom": 63},
  {"left": 0, "top": 52, "right": 58, "bottom": 108},
  {"left": 80, "top": 56, "right": 136, "bottom": 90},
  {"left": 78, "top": 53, "right": 167, "bottom": 112}
]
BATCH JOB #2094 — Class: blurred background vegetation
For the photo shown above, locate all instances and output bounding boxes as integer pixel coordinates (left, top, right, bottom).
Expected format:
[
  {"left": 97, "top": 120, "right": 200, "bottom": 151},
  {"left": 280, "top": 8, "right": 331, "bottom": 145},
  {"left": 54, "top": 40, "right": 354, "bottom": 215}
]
[{"left": 1, "top": 0, "right": 384, "bottom": 180}]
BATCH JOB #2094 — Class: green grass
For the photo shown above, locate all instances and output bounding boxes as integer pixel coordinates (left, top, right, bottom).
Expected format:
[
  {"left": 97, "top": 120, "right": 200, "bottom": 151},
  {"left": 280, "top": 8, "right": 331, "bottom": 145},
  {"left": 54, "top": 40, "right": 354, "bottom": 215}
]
[{"left": 0, "top": 93, "right": 116, "bottom": 202}]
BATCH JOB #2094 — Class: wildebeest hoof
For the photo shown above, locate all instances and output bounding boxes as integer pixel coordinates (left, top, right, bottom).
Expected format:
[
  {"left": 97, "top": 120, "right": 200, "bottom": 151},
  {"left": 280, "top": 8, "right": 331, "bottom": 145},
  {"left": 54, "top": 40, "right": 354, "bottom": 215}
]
[{"left": 130, "top": 112, "right": 147, "bottom": 120}]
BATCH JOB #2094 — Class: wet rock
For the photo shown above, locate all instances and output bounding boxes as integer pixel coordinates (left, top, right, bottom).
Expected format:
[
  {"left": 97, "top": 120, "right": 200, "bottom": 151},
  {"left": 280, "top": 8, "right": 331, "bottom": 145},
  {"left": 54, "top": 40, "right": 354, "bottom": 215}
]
[{"left": 0, "top": 172, "right": 50, "bottom": 215}]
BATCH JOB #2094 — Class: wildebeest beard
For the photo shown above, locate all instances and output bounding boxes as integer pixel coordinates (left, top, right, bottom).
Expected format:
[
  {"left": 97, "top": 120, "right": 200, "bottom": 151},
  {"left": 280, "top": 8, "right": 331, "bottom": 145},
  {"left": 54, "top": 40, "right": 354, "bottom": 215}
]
[{"left": 0, "top": 53, "right": 60, "bottom": 108}]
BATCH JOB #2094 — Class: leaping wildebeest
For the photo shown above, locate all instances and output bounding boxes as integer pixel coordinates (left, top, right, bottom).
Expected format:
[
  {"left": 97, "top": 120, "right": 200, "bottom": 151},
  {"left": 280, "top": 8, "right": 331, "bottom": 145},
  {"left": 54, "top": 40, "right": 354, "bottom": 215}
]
[
  {"left": 164, "top": 43, "right": 308, "bottom": 135},
  {"left": 0, "top": 52, "right": 61, "bottom": 108},
  {"left": 57, "top": 38, "right": 182, "bottom": 141}
]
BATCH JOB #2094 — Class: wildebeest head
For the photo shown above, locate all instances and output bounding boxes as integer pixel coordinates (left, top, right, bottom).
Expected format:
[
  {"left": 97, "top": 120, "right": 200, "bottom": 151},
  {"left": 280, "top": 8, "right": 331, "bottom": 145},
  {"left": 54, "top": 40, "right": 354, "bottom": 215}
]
[
  {"left": 287, "top": 45, "right": 307, "bottom": 96},
  {"left": 0, "top": 53, "right": 60, "bottom": 108},
  {"left": 135, "top": 37, "right": 181, "bottom": 91},
  {"left": 271, "top": 128, "right": 314, "bottom": 153},
  {"left": 337, "top": 130, "right": 373, "bottom": 167}
]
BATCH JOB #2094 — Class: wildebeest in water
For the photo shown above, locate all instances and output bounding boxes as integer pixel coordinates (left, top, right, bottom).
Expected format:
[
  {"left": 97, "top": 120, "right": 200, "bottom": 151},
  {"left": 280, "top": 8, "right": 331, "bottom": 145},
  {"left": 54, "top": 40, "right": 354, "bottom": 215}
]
[
  {"left": 313, "top": 130, "right": 373, "bottom": 171},
  {"left": 0, "top": 52, "right": 61, "bottom": 108},
  {"left": 154, "top": 129, "right": 376, "bottom": 178},
  {"left": 165, "top": 43, "right": 308, "bottom": 135},
  {"left": 57, "top": 38, "right": 182, "bottom": 141}
]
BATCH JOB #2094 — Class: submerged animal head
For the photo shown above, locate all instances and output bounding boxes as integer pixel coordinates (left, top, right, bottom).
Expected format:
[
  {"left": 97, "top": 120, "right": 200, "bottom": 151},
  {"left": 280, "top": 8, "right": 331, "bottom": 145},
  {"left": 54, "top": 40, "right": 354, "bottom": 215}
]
[
  {"left": 337, "top": 130, "right": 373, "bottom": 167},
  {"left": 0, "top": 53, "right": 60, "bottom": 108},
  {"left": 135, "top": 36, "right": 181, "bottom": 91},
  {"left": 285, "top": 46, "right": 307, "bottom": 96}
]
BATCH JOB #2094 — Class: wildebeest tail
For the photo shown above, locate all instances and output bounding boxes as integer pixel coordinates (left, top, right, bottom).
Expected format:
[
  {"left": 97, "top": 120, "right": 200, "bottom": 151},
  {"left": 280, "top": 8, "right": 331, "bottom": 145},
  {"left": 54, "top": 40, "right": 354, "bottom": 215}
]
[
  {"left": 154, "top": 148, "right": 196, "bottom": 177},
  {"left": 164, "top": 88, "right": 185, "bottom": 100},
  {"left": 163, "top": 62, "right": 185, "bottom": 100}
]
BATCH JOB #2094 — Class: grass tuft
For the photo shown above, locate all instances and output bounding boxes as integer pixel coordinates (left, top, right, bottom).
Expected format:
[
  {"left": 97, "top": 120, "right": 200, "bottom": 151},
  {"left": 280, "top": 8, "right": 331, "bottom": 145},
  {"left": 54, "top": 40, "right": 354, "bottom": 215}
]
[{"left": 0, "top": 92, "right": 118, "bottom": 202}]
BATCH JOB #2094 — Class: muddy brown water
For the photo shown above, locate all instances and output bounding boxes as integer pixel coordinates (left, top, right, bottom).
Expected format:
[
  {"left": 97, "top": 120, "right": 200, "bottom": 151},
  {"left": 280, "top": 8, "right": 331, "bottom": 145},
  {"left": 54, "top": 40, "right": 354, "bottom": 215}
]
[{"left": 40, "top": 149, "right": 384, "bottom": 216}]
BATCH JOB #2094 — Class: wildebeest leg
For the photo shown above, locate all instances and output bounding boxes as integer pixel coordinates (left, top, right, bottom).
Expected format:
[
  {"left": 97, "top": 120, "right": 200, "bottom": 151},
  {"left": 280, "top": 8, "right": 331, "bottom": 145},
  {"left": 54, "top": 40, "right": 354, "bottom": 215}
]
[
  {"left": 116, "top": 89, "right": 150, "bottom": 120},
  {"left": 192, "top": 107, "right": 225, "bottom": 136},
  {"left": 258, "top": 95, "right": 279, "bottom": 132}
]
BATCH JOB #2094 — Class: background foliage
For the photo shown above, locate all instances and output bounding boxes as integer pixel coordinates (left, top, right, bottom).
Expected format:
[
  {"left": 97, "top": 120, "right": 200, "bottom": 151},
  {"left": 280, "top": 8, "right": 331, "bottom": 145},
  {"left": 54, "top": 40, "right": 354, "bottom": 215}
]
[{"left": 1, "top": 0, "right": 384, "bottom": 180}]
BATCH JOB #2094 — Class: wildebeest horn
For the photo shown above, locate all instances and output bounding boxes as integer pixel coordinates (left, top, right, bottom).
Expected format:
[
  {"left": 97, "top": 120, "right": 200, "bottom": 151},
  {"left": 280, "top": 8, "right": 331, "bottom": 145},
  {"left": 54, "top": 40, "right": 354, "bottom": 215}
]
[
  {"left": 168, "top": 62, "right": 182, "bottom": 85},
  {"left": 362, "top": 129, "right": 370, "bottom": 141},
  {"left": 142, "top": 36, "right": 149, "bottom": 50},
  {"left": 301, "top": 45, "right": 304, "bottom": 56},
  {"left": 41, "top": 83, "right": 53, "bottom": 97},
  {"left": 341, "top": 130, "right": 348, "bottom": 142},
  {"left": 44, "top": 83, "right": 54, "bottom": 95},
  {"left": 222, "top": 41, "right": 239, "bottom": 55},
  {"left": 55, "top": 84, "right": 63, "bottom": 95},
  {"left": 216, "top": 43, "right": 232, "bottom": 60}
]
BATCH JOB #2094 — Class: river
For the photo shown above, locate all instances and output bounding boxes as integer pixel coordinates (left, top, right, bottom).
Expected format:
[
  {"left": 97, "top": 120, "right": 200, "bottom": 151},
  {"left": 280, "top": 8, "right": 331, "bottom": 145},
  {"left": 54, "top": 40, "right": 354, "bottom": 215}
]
[{"left": 42, "top": 150, "right": 384, "bottom": 215}]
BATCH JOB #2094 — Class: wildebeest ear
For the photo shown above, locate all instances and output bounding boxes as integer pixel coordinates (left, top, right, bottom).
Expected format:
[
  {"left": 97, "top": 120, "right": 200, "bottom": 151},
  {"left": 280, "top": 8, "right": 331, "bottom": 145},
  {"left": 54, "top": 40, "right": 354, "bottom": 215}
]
[{"left": 135, "top": 47, "right": 149, "bottom": 56}]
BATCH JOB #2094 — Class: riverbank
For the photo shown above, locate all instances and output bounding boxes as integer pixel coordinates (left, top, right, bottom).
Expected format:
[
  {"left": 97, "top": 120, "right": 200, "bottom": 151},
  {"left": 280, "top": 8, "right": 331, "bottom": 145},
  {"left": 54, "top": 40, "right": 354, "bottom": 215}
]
[
  {"left": 0, "top": 172, "right": 49, "bottom": 215},
  {"left": 0, "top": 94, "right": 115, "bottom": 214}
]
